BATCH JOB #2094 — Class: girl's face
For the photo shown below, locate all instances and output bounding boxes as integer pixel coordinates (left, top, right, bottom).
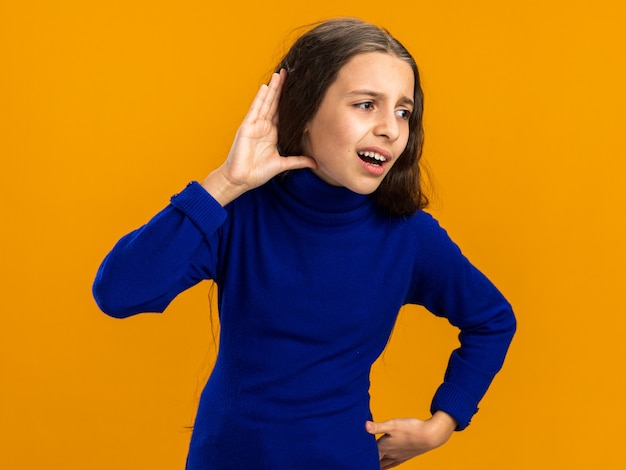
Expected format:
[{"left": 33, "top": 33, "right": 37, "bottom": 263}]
[{"left": 301, "top": 52, "right": 415, "bottom": 195}]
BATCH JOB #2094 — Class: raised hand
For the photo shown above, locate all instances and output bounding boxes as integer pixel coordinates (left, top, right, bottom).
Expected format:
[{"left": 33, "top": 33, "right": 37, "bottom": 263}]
[
  {"left": 366, "top": 412, "right": 456, "bottom": 469},
  {"left": 202, "top": 69, "right": 317, "bottom": 206}
]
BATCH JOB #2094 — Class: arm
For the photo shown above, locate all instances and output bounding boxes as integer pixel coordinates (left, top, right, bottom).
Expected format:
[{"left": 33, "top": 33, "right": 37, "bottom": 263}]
[
  {"left": 410, "top": 212, "right": 516, "bottom": 430},
  {"left": 93, "top": 70, "right": 316, "bottom": 318},
  {"left": 92, "top": 183, "right": 225, "bottom": 318},
  {"left": 367, "top": 213, "right": 516, "bottom": 466}
]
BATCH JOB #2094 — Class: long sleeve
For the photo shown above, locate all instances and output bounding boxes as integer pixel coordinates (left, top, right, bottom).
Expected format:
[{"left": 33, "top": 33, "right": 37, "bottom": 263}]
[
  {"left": 92, "top": 182, "right": 227, "bottom": 318},
  {"left": 407, "top": 212, "right": 516, "bottom": 430}
]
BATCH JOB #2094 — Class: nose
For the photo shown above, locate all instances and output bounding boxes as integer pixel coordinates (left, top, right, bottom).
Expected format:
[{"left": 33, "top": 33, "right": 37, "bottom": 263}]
[{"left": 374, "top": 109, "right": 400, "bottom": 141}]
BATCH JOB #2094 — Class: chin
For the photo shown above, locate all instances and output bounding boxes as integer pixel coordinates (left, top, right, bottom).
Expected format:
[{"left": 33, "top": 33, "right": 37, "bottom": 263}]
[{"left": 347, "top": 181, "right": 384, "bottom": 195}]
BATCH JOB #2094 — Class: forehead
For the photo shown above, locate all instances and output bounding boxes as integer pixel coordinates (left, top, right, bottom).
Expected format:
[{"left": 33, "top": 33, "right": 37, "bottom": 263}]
[{"left": 331, "top": 52, "right": 415, "bottom": 99}]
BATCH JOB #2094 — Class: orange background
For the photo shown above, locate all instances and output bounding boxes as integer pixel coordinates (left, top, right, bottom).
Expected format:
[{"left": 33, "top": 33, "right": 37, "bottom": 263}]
[{"left": 1, "top": 0, "right": 625, "bottom": 468}]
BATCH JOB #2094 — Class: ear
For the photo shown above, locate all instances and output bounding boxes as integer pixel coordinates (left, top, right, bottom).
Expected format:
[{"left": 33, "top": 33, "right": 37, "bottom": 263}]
[{"left": 300, "top": 126, "right": 312, "bottom": 155}]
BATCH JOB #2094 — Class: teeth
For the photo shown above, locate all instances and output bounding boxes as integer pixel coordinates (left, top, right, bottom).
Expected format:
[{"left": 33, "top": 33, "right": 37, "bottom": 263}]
[{"left": 358, "top": 151, "right": 386, "bottom": 162}]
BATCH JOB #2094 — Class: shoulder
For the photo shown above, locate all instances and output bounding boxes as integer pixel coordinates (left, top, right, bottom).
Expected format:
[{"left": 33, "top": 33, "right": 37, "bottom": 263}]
[
  {"left": 398, "top": 210, "right": 468, "bottom": 280},
  {"left": 397, "top": 210, "right": 457, "bottom": 251},
  {"left": 404, "top": 209, "right": 442, "bottom": 232}
]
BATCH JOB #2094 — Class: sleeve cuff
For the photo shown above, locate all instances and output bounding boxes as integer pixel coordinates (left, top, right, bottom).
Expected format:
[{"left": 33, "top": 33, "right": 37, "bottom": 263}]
[
  {"left": 430, "top": 382, "right": 479, "bottom": 431},
  {"left": 170, "top": 181, "right": 227, "bottom": 238}
]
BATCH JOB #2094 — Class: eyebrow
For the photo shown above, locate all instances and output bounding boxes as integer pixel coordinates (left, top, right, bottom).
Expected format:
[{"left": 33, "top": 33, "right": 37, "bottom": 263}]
[{"left": 347, "top": 89, "right": 414, "bottom": 108}]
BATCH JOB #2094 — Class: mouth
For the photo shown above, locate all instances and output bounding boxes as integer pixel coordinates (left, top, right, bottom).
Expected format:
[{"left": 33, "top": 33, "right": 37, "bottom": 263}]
[{"left": 357, "top": 150, "right": 387, "bottom": 167}]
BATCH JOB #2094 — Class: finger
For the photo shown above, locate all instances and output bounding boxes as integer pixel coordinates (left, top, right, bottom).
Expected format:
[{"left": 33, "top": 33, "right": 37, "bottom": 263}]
[
  {"left": 375, "top": 434, "right": 392, "bottom": 461},
  {"left": 242, "top": 82, "right": 270, "bottom": 126},
  {"left": 380, "top": 457, "right": 401, "bottom": 470},
  {"left": 267, "top": 69, "right": 286, "bottom": 123},
  {"left": 257, "top": 71, "right": 283, "bottom": 122}
]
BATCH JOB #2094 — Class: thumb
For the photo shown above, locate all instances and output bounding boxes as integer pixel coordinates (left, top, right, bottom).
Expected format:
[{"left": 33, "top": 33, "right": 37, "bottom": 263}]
[
  {"left": 366, "top": 420, "right": 393, "bottom": 436},
  {"left": 280, "top": 155, "right": 318, "bottom": 172}
]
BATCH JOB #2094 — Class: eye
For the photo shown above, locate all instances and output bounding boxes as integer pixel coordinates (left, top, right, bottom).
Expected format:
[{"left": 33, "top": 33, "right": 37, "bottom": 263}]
[
  {"left": 355, "top": 101, "right": 374, "bottom": 110},
  {"left": 396, "top": 109, "right": 412, "bottom": 120}
]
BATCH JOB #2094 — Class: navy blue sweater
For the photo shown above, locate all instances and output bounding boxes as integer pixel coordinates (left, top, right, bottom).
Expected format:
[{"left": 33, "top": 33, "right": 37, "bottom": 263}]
[{"left": 93, "top": 169, "right": 515, "bottom": 469}]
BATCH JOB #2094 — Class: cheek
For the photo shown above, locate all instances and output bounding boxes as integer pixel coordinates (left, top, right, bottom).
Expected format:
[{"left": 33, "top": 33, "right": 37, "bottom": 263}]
[{"left": 331, "top": 119, "right": 364, "bottom": 146}]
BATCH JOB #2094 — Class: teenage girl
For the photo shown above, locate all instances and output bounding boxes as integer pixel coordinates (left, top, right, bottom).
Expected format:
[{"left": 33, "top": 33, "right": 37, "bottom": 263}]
[{"left": 93, "top": 17, "right": 516, "bottom": 469}]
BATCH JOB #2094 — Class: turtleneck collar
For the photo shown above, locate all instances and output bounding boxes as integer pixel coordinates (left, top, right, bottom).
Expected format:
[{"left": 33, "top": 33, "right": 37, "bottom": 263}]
[{"left": 271, "top": 169, "right": 374, "bottom": 219}]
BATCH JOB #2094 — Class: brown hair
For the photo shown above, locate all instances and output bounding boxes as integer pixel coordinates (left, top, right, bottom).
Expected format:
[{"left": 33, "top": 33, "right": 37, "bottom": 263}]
[{"left": 275, "top": 17, "right": 428, "bottom": 216}]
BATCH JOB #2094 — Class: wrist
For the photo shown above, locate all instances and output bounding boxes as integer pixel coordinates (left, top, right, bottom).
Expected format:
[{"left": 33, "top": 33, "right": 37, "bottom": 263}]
[
  {"left": 201, "top": 167, "right": 249, "bottom": 206},
  {"left": 428, "top": 411, "right": 457, "bottom": 445}
]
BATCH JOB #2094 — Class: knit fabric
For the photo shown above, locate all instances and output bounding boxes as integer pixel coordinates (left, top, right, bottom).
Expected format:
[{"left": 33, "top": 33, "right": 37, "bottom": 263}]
[{"left": 93, "top": 169, "right": 516, "bottom": 469}]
